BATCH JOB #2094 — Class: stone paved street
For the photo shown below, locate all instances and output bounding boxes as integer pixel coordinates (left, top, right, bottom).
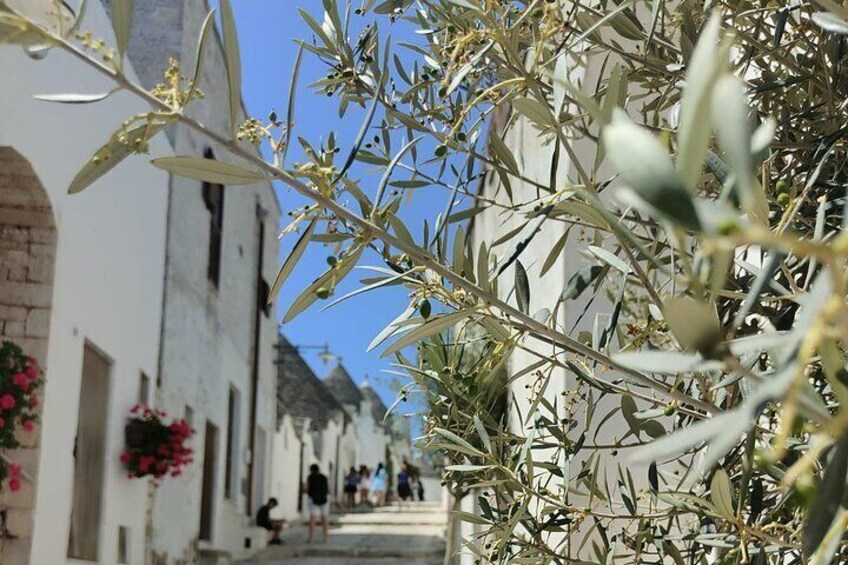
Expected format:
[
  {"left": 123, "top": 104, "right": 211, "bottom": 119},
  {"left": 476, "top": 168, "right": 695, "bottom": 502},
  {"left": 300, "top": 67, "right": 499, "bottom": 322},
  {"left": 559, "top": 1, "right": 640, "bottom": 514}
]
[{"left": 240, "top": 503, "right": 447, "bottom": 565}]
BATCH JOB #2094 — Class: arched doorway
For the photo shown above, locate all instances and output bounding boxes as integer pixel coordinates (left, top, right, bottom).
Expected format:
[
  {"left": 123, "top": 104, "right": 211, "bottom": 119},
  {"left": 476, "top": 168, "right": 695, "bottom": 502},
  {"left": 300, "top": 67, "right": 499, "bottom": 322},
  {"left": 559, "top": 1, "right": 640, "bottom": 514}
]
[{"left": 0, "top": 146, "right": 56, "bottom": 564}]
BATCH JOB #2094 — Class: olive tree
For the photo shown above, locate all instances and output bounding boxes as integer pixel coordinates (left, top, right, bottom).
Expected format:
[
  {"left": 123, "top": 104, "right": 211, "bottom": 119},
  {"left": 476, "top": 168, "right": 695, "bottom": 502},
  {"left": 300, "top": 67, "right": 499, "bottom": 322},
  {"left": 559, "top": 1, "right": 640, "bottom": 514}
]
[{"left": 5, "top": 0, "right": 848, "bottom": 562}]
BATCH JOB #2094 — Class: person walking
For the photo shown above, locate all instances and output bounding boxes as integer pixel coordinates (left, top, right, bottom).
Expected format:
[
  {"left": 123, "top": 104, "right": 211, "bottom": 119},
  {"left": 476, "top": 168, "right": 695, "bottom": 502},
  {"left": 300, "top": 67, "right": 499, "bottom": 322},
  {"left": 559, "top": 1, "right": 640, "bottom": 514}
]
[
  {"left": 417, "top": 477, "right": 425, "bottom": 502},
  {"left": 358, "top": 465, "right": 372, "bottom": 508},
  {"left": 344, "top": 466, "right": 359, "bottom": 508},
  {"left": 306, "top": 464, "right": 330, "bottom": 544},
  {"left": 397, "top": 463, "right": 413, "bottom": 508},
  {"left": 371, "top": 463, "right": 388, "bottom": 507}
]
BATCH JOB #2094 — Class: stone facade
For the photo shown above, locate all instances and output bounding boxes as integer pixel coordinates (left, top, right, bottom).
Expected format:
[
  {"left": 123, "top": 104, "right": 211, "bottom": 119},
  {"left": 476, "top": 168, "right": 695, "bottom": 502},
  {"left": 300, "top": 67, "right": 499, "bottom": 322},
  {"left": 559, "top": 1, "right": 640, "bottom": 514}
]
[
  {"left": 0, "top": 148, "right": 53, "bottom": 565},
  {"left": 117, "top": 0, "right": 283, "bottom": 561},
  {"left": 1, "top": 0, "right": 281, "bottom": 562},
  {"left": 0, "top": 1, "right": 173, "bottom": 561}
]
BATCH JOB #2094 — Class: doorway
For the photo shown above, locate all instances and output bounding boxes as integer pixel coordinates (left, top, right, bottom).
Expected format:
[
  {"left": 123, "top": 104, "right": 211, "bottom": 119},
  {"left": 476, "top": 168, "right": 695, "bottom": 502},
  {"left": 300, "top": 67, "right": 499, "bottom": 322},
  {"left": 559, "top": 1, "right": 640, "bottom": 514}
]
[
  {"left": 68, "top": 343, "right": 112, "bottom": 560},
  {"left": 199, "top": 421, "right": 218, "bottom": 542}
]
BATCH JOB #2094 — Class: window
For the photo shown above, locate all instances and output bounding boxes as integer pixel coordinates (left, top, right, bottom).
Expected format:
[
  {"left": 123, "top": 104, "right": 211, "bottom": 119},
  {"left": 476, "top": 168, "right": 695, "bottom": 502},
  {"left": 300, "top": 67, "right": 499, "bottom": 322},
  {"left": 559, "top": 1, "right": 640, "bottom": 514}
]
[
  {"left": 202, "top": 148, "right": 225, "bottom": 288},
  {"left": 224, "top": 387, "right": 240, "bottom": 500},
  {"left": 256, "top": 220, "right": 271, "bottom": 317},
  {"left": 138, "top": 372, "right": 150, "bottom": 406}
]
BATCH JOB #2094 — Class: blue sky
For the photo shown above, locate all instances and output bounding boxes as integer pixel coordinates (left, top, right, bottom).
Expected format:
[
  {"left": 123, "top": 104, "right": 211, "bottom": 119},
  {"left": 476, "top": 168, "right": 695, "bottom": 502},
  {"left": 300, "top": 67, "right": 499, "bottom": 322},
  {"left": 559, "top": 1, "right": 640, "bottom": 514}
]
[{"left": 219, "top": 1, "right": 458, "bottom": 429}]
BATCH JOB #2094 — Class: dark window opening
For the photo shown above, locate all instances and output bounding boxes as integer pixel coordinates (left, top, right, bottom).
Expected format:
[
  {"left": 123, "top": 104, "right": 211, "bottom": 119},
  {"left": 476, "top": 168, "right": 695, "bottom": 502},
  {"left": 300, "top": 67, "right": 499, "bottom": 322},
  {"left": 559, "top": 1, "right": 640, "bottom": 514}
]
[
  {"left": 138, "top": 372, "right": 150, "bottom": 406},
  {"left": 117, "top": 526, "right": 129, "bottom": 564},
  {"left": 199, "top": 421, "right": 218, "bottom": 541},
  {"left": 224, "top": 387, "right": 239, "bottom": 500},
  {"left": 202, "top": 148, "right": 225, "bottom": 288}
]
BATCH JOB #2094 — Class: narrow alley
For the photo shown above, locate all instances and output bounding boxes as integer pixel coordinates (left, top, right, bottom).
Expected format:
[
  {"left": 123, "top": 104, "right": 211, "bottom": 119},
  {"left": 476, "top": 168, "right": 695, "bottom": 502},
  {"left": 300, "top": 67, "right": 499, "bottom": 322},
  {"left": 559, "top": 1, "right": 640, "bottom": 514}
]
[{"left": 240, "top": 503, "right": 447, "bottom": 565}]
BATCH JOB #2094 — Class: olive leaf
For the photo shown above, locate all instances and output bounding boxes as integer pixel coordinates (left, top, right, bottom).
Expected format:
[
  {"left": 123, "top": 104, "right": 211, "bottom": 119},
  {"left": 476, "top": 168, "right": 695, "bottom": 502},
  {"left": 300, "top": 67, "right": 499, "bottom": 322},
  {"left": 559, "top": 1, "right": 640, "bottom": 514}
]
[
  {"left": 219, "top": 0, "right": 241, "bottom": 136},
  {"left": 151, "top": 156, "right": 270, "bottom": 185},
  {"left": 69, "top": 117, "right": 172, "bottom": 194},
  {"left": 603, "top": 110, "right": 700, "bottom": 230}
]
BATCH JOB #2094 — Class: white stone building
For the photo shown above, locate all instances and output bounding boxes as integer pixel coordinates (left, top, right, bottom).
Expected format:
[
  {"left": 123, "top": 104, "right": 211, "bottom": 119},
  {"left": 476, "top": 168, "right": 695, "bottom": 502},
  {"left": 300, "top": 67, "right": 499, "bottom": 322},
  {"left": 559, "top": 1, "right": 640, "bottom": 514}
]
[
  {"left": 110, "top": 0, "right": 283, "bottom": 561},
  {"left": 273, "top": 336, "right": 358, "bottom": 517},
  {"left": 324, "top": 366, "right": 389, "bottom": 471},
  {"left": 323, "top": 365, "right": 413, "bottom": 494},
  {"left": 0, "top": 0, "right": 282, "bottom": 563},
  {"left": 0, "top": 2, "right": 172, "bottom": 563}
]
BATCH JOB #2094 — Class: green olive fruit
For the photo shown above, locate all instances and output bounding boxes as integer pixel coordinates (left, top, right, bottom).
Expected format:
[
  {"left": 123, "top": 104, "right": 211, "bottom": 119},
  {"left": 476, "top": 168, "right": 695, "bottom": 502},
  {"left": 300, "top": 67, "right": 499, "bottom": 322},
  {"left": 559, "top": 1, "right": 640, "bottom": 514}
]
[{"left": 315, "top": 287, "right": 330, "bottom": 300}]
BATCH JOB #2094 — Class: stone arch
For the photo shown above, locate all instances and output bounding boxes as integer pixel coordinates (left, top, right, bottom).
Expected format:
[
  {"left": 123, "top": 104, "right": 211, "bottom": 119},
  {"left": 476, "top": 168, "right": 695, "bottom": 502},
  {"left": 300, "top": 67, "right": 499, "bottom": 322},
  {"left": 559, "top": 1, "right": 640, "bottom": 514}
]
[{"left": 0, "top": 146, "right": 56, "bottom": 564}]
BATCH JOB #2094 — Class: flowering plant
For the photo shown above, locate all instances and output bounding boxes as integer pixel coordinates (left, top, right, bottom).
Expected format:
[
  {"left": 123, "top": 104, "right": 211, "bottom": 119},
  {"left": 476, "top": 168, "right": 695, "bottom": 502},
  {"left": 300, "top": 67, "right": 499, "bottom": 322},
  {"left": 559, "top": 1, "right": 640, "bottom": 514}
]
[
  {"left": 120, "top": 405, "right": 195, "bottom": 481},
  {"left": 0, "top": 340, "right": 44, "bottom": 493}
]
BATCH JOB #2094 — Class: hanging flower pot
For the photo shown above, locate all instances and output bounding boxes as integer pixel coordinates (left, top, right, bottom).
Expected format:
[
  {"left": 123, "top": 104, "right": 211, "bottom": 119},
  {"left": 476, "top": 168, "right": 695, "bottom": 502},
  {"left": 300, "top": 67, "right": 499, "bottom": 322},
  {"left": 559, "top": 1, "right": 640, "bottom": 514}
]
[
  {"left": 121, "top": 405, "right": 195, "bottom": 483},
  {"left": 0, "top": 340, "right": 44, "bottom": 493},
  {"left": 124, "top": 417, "right": 149, "bottom": 449}
]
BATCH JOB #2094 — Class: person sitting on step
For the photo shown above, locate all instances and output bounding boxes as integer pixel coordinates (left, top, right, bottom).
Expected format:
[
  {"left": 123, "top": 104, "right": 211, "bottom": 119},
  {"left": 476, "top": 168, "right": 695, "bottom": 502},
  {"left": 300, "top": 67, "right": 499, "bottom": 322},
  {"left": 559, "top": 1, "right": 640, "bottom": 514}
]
[{"left": 256, "top": 497, "right": 286, "bottom": 546}]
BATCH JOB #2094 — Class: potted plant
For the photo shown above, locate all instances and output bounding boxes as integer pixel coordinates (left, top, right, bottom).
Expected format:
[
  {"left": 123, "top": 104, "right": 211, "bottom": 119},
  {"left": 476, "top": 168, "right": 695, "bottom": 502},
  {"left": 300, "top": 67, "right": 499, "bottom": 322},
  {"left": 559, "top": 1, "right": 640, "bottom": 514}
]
[
  {"left": 0, "top": 340, "right": 44, "bottom": 493},
  {"left": 120, "top": 405, "right": 194, "bottom": 482}
]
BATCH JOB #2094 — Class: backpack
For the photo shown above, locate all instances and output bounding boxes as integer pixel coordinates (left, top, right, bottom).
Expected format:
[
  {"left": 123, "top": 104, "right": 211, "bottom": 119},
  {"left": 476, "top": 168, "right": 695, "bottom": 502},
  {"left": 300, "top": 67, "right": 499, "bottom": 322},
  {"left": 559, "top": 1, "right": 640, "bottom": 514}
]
[{"left": 309, "top": 474, "right": 329, "bottom": 505}]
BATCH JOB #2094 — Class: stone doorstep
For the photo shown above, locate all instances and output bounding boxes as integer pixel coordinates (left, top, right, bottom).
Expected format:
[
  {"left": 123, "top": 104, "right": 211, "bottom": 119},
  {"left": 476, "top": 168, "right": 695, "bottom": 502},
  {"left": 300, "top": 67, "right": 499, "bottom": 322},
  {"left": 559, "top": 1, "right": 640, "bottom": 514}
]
[
  {"left": 335, "top": 518, "right": 447, "bottom": 527},
  {"left": 272, "top": 546, "right": 446, "bottom": 559}
]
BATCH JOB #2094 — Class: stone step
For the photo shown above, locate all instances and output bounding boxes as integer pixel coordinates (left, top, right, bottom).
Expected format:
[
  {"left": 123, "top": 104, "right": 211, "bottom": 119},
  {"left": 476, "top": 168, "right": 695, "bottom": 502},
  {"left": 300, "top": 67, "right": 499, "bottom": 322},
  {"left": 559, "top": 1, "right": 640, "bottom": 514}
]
[
  {"left": 242, "top": 557, "right": 443, "bottom": 565},
  {"left": 274, "top": 546, "right": 445, "bottom": 559}
]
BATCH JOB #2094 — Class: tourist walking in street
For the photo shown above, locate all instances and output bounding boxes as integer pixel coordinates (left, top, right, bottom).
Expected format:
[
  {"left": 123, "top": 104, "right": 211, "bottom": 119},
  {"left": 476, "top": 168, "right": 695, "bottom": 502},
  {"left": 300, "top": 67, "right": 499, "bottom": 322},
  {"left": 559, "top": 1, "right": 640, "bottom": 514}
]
[
  {"left": 417, "top": 477, "right": 425, "bottom": 502},
  {"left": 344, "top": 466, "right": 359, "bottom": 508},
  {"left": 306, "top": 464, "right": 330, "bottom": 544},
  {"left": 358, "top": 465, "right": 372, "bottom": 508},
  {"left": 397, "top": 463, "right": 413, "bottom": 508},
  {"left": 255, "top": 497, "right": 286, "bottom": 545},
  {"left": 371, "top": 462, "right": 388, "bottom": 507}
]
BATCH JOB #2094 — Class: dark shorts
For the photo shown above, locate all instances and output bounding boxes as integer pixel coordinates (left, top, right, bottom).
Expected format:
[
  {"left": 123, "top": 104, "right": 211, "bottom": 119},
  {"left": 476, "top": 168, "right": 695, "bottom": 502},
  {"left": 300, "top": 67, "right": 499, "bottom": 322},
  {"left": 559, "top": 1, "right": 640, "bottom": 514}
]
[
  {"left": 398, "top": 483, "right": 413, "bottom": 499},
  {"left": 258, "top": 520, "right": 274, "bottom": 531},
  {"left": 344, "top": 484, "right": 357, "bottom": 494}
]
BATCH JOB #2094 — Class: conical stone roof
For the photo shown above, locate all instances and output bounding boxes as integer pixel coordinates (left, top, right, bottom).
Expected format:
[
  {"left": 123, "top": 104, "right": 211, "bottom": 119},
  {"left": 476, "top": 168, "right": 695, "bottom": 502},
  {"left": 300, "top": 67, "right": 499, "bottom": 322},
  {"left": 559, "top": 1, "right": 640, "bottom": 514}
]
[
  {"left": 361, "top": 381, "right": 389, "bottom": 426},
  {"left": 324, "top": 363, "right": 364, "bottom": 408}
]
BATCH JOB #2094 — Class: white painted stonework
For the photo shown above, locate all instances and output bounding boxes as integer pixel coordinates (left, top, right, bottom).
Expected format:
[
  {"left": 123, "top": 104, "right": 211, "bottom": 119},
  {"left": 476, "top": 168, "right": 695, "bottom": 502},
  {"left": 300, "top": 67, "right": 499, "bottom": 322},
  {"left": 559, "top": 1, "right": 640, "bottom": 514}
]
[
  {"left": 0, "top": 2, "right": 171, "bottom": 562},
  {"left": 1, "top": 1, "right": 283, "bottom": 563}
]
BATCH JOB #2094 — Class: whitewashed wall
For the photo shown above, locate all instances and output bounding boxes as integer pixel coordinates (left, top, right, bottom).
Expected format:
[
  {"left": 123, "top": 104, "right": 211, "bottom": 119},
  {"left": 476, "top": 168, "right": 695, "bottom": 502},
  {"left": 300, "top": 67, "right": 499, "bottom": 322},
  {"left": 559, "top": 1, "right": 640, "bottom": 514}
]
[
  {"left": 147, "top": 0, "right": 282, "bottom": 559},
  {"left": 270, "top": 414, "right": 306, "bottom": 522},
  {"left": 0, "top": 2, "right": 171, "bottom": 563}
]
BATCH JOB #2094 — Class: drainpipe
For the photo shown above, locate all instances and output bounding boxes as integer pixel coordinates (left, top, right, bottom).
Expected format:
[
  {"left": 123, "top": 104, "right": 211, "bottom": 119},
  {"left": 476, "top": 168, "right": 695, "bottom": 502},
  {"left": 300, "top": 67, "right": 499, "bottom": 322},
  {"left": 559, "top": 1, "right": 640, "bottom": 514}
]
[
  {"left": 150, "top": 162, "right": 176, "bottom": 563},
  {"left": 246, "top": 203, "right": 266, "bottom": 516}
]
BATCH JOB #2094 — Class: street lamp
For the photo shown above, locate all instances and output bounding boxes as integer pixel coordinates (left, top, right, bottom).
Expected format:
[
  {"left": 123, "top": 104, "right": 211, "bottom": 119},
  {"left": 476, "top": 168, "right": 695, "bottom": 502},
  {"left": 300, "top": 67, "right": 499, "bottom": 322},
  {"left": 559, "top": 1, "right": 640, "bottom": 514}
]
[{"left": 273, "top": 340, "right": 339, "bottom": 366}]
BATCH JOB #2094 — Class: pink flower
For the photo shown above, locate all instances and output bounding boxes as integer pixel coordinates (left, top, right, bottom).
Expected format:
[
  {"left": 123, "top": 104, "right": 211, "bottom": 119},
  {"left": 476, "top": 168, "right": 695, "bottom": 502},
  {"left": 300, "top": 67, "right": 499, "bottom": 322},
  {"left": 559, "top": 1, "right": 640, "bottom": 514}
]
[
  {"left": 120, "top": 452, "right": 131, "bottom": 464},
  {"left": 28, "top": 396, "right": 38, "bottom": 409},
  {"left": 138, "top": 457, "right": 153, "bottom": 474},
  {"left": 0, "top": 418, "right": 5, "bottom": 429},
  {"left": 24, "top": 367, "right": 37, "bottom": 381},
  {"left": 8, "top": 464, "right": 21, "bottom": 478},
  {"left": 13, "top": 373, "right": 29, "bottom": 390},
  {"left": 22, "top": 421, "right": 34, "bottom": 432},
  {"left": 0, "top": 395, "right": 15, "bottom": 411},
  {"left": 9, "top": 478, "right": 21, "bottom": 492}
]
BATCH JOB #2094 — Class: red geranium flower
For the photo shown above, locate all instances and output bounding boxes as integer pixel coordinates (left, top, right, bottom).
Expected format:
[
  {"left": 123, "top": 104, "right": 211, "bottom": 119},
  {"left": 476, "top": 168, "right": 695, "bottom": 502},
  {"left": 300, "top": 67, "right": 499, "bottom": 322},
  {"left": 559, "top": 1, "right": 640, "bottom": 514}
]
[{"left": 13, "top": 373, "right": 28, "bottom": 390}]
